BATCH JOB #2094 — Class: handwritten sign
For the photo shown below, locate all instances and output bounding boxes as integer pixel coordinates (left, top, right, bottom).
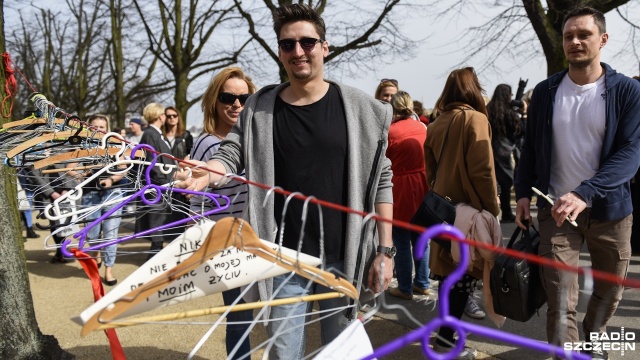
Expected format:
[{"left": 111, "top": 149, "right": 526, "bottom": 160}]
[{"left": 76, "top": 219, "right": 321, "bottom": 325}]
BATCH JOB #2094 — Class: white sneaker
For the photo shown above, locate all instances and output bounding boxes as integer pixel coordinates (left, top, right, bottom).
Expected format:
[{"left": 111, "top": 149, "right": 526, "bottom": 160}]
[
  {"left": 433, "top": 343, "right": 477, "bottom": 359},
  {"left": 464, "top": 297, "right": 486, "bottom": 319}
]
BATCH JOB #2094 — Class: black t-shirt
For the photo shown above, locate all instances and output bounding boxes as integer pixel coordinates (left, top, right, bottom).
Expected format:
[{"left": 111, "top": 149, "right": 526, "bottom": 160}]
[{"left": 273, "top": 84, "right": 348, "bottom": 263}]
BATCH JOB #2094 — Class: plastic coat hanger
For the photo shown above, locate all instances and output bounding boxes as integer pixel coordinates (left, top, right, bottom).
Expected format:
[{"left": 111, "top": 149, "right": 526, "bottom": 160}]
[
  {"left": 79, "top": 217, "right": 358, "bottom": 336},
  {"left": 42, "top": 143, "right": 174, "bottom": 222},
  {"left": 361, "top": 224, "right": 590, "bottom": 360},
  {"left": 58, "top": 144, "right": 230, "bottom": 257}
]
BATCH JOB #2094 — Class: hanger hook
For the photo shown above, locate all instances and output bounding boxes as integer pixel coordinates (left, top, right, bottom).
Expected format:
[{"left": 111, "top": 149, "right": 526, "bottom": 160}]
[
  {"left": 155, "top": 152, "right": 177, "bottom": 174},
  {"left": 262, "top": 186, "right": 283, "bottom": 208},
  {"left": 296, "top": 195, "right": 325, "bottom": 269},
  {"left": 276, "top": 191, "right": 303, "bottom": 257}
]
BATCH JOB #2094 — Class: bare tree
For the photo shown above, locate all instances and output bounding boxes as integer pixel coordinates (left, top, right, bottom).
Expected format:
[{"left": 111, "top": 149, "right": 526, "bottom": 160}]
[
  {"left": 233, "top": 0, "right": 418, "bottom": 83},
  {"left": 104, "top": 0, "right": 169, "bottom": 126},
  {"left": 132, "top": 0, "right": 251, "bottom": 123},
  {"left": 430, "top": 0, "right": 639, "bottom": 77},
  {"left": 7, "top": 0, "right": 112, "bottom": 118}
]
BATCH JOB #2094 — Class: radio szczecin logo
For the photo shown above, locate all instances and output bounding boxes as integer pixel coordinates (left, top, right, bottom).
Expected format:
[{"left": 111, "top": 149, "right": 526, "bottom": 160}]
[{"left": 564, "top": 328, "right": 636, "bottom": 356}]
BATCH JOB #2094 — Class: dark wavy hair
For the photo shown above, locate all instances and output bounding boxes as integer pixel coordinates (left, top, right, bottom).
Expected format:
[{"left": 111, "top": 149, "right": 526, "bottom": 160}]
[{"left": 486, "top": 84, "right": 520, "bottom": 137}]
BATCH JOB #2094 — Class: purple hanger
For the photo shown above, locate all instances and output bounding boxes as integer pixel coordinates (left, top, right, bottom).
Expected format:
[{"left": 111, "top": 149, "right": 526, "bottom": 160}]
[
  {"left": 60, "top": 143, "right": 230, "bottom": 257},
  {"left": 361, "top": 224, "right": 589, "bottom": 360}
]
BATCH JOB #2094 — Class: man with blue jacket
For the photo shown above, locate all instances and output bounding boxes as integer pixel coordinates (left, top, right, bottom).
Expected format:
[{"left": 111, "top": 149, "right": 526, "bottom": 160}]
[{"left": 515, "top": 6, "right": 640, "bottom": 359}]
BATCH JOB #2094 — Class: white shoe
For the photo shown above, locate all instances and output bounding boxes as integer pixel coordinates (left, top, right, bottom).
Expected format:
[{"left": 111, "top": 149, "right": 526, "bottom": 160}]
[{"left": 433, "top": 343, "right": 477, "bottom": 359}]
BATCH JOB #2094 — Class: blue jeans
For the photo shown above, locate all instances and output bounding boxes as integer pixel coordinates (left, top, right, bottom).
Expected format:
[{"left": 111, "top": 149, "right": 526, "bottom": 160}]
[
  {"left": 267, "top": 261, "right": 349, "bottom": 360},
  {"left": 221, "top": 288, "right": 253, "bottom": 359},
  {"left": 83, "top": 189, "right": 123, "bottom": 267},
  {"left": 393, "top": 227, "right": 430, "bottom": 294}
]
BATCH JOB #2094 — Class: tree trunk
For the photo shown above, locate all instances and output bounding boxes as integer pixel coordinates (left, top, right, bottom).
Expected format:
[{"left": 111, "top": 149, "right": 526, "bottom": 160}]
[
  {"left": 0, "top": 1, "right": 73, "bottom": 358},
  {"left": 0, "top": 171, "right": 74, "bottom": 360}
]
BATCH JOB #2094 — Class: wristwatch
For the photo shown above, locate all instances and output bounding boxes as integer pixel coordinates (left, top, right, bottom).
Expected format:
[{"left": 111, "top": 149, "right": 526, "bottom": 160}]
[{"left": 376, "top": 245, "right": 397, "bottom": 258}]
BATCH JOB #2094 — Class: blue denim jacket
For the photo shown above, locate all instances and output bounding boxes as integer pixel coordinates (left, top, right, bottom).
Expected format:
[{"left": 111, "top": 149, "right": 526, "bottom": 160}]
[{"left": 515, "top": 63, "right": 640, "bottom": 221}]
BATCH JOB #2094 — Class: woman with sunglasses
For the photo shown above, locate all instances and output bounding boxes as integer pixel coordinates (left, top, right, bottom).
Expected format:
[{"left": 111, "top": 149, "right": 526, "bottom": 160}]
[
  {"left": 374, "top": 78, "right": 399, "bottom": 103},
  {"left": 189, "top": 66, "right": 256, "bottom": 360},
  {"left": 163, "top": 106, "right": 193, "bottom": 160}
]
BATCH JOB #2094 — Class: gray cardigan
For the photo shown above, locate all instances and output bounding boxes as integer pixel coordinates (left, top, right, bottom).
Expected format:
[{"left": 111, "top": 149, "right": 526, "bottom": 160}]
[{"left": 212, "top": 80, "right": 393, "bottom": 307}]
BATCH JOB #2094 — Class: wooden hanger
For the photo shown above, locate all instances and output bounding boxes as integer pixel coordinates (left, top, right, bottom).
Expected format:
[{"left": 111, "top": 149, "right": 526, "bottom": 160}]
[
  {"left": 32, "top": 147, "right": 133, "bottom": 169},
  {"left": 81, "top": 217, "right": 359, "bottom": 335},
  {"left": 6, "top": 128, "right": 100, "bottom": 158},
  {"left": 32, "top": 131, "right": 134, "bottom": 169},
  {"left": 96, "top": 292, "right": 345, "bottom": 330},
  {"left": 2, "top": 117, "right": 68, "bottom": 129},
  {"left": 40, "top": 164, "right": 105, "bottom": 174}
]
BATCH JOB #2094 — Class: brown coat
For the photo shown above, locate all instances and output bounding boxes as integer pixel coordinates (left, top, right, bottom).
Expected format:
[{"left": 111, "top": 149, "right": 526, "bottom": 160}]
[{"left": 424, "top": 103, "right": 500, "bottom": 279}]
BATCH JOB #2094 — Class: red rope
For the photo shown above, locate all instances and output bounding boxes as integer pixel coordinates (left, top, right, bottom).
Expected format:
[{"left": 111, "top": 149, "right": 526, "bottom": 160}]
[
  {"left": 72, "top": 249, "right": 126, "bottom": 360},
  {"left": 2, "top": 52, "right": 18, "bottom": 118},
  {"left": 166, "top": 155, "right": 640, "bottom": 290}
]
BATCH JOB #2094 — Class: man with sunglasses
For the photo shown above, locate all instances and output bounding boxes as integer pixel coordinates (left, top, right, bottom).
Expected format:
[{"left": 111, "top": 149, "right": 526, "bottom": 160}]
[{"left": 177, "top": 3, "right": 393, "bottom": 358}]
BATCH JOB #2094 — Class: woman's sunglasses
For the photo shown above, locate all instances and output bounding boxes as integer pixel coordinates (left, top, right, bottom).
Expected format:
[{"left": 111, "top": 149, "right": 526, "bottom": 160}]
[
  {"left": 278, "top": 37, "right": 324, "bottom": 53},
  {"left": 380, "top": 78, "right": 399, "bottom": 87},
  {"left": 218, "top": 92, "right": 250, "bottom": 105}
]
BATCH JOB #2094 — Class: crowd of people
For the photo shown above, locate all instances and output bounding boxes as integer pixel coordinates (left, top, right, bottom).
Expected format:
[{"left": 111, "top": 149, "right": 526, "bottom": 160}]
[{"left": 18, "top": 4, "right": 640, "bottom": 360}]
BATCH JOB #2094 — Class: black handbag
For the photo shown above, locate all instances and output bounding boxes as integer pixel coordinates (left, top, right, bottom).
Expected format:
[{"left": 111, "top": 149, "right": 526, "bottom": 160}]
[
  {"left": 410, "top": 113, "right": 457, "bottom": 251},
  {"left": 410, "top": 190, "right": 456, "bottom": 250},
  {"left": 490, "top": 222, "right": 547, "bottom": 322}
]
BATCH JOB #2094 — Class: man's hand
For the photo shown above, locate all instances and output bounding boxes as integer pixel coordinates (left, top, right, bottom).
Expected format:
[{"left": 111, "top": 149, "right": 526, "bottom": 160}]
[
  {"left": 515, "top": 197, "right": 532, "bottom": 230},
  {"left": 551, "top": 192, "right": 585, "bottom": 227},
  {"left": 367, "top": 253, "right": 393, "bottom": 293}
]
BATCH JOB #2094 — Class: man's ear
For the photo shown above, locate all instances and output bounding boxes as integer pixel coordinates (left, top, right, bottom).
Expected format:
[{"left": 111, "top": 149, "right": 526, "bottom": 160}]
[{"left": 600, "top": 33, "right": 609, "bottom": 48}]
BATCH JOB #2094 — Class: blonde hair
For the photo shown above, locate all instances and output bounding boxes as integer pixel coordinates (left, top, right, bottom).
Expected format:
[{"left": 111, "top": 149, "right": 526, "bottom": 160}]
[
  {"left": 390, "top": 91, "right": 414, "bottom": 119},
  {"left": 201, "top": 67, "right": 256, "bottom": 135},
  {"left": 375, "top": 80, "right": 399, "bottom": 100},
  {"left": 143, "top": 103, "right": 165, "bottom": 124}
]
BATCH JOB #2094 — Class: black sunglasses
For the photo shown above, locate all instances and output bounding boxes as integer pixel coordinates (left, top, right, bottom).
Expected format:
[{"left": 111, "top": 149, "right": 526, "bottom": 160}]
[
  {"left": 218, "top": 92, "right": 250, "bottom": 105},
  {"left": 278, "top": 37, "right": 324, "bottom": 53},
  {"left": 380, "top": 78, "right": 399, "bottom": 87}
]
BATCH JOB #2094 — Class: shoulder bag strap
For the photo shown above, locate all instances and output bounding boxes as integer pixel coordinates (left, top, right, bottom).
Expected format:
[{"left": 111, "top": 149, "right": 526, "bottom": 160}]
[{"left": 433, "top": 108, "right": 466, "bottom": 184}]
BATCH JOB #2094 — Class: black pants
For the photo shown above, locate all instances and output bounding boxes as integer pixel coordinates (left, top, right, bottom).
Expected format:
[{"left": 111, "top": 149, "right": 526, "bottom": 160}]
[{"left": 434, "top": 276, "right": 475, "bottom": 347}]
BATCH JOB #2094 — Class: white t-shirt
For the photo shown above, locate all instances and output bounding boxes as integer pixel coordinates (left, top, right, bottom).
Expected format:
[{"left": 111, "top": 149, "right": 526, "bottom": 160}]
[{"left": 549, "top": 74, "right": 606, "bottom": 206}]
